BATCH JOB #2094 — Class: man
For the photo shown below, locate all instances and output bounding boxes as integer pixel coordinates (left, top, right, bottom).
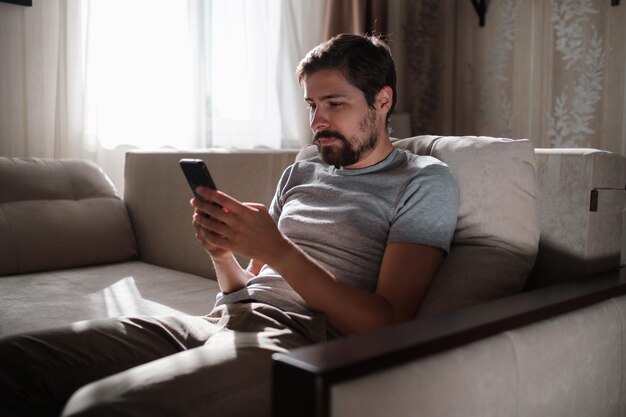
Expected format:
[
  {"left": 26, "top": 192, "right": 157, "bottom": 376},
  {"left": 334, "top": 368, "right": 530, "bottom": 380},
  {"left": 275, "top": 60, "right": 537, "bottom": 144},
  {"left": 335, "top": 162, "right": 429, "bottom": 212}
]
[{"left": 0, "top": 34, "right": 458, "bottom": 417}]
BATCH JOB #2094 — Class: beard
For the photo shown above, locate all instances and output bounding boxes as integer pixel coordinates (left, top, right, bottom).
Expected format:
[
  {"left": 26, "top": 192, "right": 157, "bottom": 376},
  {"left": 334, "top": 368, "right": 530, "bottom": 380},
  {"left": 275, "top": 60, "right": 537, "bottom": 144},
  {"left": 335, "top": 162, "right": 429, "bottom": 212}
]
[{"left": 313, "top": 109, "right": 378, "bottom": 168}]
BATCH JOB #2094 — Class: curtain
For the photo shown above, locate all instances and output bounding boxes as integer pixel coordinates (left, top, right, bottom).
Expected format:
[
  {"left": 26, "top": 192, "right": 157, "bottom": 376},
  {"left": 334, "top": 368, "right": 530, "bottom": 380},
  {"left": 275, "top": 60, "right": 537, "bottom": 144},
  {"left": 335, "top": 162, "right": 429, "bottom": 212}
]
[
  {"left": 277, "top": 0, "right": 326, "bottom": 148},
  {"left": 84, "top": 0, "right": 200, "bottom": 151},
  {"left": 320, "top": 0, "right": 418, "bottom": 138},
  {"left": 0, "top": 0, "right": 132, "bottom": 190},
  {"left": 0, "top": 0, "right": 86, "bottom": 159},
  {"left": 397, "top": 0, "right": 626, "bottom": 155},
  {"left": 0, "top": 0, "right": 325, "bottom": 192},
  {"left": 204, "top": 0, "right": 325, "bottom": 149},
  {"left": 322, "top": 0, "right": 388, "bottom": 40}
]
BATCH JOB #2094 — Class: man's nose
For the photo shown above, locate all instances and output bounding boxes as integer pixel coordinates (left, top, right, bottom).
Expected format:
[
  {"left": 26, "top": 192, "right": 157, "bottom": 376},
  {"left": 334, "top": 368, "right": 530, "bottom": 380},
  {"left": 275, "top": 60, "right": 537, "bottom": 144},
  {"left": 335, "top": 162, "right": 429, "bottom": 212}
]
[{"left": 310, "top": 107, "right": 329, "bottom": 131}]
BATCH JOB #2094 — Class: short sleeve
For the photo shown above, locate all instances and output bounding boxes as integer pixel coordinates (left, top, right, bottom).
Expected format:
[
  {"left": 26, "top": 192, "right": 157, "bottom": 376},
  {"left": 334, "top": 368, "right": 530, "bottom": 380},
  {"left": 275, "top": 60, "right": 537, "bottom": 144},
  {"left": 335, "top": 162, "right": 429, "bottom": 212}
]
[
  {"left": 387, "top": 163, "right": 459, "bottom": 253},
  {"left": 268, "top": 164, "right": 295, "bottom": 224}
]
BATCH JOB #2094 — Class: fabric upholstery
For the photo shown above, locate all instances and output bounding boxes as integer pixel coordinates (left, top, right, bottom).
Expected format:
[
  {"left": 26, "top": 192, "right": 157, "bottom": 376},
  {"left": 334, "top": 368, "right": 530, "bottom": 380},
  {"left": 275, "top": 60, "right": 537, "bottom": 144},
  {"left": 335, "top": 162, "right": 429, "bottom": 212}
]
[
  {"left": 529, "top": 149, "right": 626, "bottom": 287},
  {"left": 0, "top": 158, "right": 137, "bottom": 275},
  {"left": 330, "top": 293, "right": 626, "bottom": 417},
  {"left": 0, "top": 148, "right": 623, "bottom": 417},
  {"left": 331, "top": 332, "right": 518, "bottom": 417},
  {"left": 394, "top": 136, "right": 540, "bottom": 315},
  {"left": 0, "top": 261, "right": 221, "bottom": 337},
  {"left": 511, "top": 295, "right": 622, "bottom": 416},
  {"left": 297, "top": 135, "right": 540, "bottom": 315}
]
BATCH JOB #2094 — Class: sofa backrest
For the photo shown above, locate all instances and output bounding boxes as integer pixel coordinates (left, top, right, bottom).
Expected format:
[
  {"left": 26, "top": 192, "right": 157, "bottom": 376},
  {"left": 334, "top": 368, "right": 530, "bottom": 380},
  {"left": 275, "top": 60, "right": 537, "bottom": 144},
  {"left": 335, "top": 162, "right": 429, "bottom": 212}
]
[
  {"left": 123, "top": 150, "right": 299, "bottom": 278},
  {"left": 122, "top": 141, "right": 623, "bottom": 316},
  {"left": 0, "top": 157, "right": 137, "bottom": 275}
]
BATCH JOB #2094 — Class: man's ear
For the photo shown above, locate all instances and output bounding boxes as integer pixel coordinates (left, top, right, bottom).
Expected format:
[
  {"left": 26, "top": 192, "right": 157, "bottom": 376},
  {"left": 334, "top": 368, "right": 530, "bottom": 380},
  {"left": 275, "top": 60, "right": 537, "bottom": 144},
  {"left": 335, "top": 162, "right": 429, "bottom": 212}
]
[{"left": 376, "top": 86, "right": 393, "bottom": 114}]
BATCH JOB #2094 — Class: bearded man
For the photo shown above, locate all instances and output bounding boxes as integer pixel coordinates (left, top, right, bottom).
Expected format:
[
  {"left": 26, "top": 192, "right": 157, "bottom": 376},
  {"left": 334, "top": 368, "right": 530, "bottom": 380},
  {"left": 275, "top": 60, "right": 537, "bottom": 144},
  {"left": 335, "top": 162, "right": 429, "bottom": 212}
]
[{"left": 0, "top": 34, "right": 458, "bottom": 417}]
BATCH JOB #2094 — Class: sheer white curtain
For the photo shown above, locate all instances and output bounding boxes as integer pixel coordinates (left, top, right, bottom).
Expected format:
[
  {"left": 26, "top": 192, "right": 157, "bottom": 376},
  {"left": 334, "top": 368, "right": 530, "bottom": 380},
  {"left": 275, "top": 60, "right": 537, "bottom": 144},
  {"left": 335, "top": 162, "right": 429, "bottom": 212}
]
[
  {"left": 84, "top": 0, "right": 199, "bottom": 150},
  {"left": 208, "top": 0, "right": 325, "bottom": 149},
  {"left": 209, "top": 1, "right": 281, "bottom": 149},
  {"left": 85, "top": 0, "right": 325, "bottom": 152},
  {"left": 0, "top": 0, "right": 87, "bottom": 159},
  {"left": 0, "top": 0, "right": 324, "bottom": 192},
  {"left": 278, "top": 0, "right": 326, "bottom": 147}
]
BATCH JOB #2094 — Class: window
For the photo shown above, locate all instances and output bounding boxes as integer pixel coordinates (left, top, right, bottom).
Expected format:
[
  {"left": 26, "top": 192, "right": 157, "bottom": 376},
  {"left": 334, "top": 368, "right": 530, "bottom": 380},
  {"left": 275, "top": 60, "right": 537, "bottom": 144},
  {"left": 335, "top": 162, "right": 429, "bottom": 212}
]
[{"left": 83, "top": 0, "right": 323, "bottom": 151}]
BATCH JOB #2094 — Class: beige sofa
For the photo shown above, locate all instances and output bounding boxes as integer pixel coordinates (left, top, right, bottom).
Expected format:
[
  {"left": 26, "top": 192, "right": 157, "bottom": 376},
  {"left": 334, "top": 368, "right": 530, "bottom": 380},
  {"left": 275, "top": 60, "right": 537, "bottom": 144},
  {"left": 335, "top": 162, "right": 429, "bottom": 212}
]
[{"left": 1, "top": 136, "right": 624, "bottom": 416}]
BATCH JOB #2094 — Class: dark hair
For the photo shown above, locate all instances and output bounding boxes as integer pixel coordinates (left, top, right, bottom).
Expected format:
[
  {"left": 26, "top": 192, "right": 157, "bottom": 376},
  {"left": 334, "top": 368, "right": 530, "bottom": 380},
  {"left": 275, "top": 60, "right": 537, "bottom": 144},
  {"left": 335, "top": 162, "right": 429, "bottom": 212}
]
[{"left": 296, "top": 34, "right": 397, "bottom": 132}]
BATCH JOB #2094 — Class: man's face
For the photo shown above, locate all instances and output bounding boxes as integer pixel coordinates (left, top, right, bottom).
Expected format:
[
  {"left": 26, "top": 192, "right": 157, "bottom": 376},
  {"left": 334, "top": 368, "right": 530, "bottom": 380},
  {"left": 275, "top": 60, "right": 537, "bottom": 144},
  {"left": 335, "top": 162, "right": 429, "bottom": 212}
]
[{"left": 303, "top": 69, "right": 381, "bottom": 169}]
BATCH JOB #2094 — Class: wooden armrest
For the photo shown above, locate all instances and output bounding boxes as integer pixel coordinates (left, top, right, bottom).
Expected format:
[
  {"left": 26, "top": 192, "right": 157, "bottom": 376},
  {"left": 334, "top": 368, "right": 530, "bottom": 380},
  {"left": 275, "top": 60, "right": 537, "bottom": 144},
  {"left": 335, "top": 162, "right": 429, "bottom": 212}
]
[{"left": 272, "top": 268, "right": 626, "bottom": 417}]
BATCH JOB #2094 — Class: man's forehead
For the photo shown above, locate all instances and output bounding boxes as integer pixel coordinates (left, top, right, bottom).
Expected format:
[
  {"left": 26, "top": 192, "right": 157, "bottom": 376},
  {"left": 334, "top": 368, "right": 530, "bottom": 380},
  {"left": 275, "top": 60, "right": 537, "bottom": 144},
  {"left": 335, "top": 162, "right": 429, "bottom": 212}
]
[{"left": 303, "top": 69, "right": 356, "bottom": 100}]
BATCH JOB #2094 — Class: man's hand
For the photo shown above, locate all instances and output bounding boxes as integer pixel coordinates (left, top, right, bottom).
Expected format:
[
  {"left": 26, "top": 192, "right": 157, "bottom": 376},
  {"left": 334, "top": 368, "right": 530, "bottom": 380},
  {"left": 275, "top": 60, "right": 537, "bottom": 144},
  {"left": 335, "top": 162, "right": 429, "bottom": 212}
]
[
  {"left": 191, "top": 187, "right": 289, "bottom": 265},
  {"left": 191, "top": 200, "right": 231, "bottom": 260},
  {"left": 190, "top": 187, "right": 281, "bottom": 293},
  {"left": 192, "top": 214, "right": 231, "bottom": 259}
]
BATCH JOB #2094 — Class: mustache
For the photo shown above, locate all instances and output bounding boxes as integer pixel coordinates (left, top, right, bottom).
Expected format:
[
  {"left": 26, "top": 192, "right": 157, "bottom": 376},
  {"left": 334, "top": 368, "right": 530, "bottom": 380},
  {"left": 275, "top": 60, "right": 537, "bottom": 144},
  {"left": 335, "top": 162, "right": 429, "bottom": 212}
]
[{"left": 313, "top": 130, "right": 347, "bottom": 143}]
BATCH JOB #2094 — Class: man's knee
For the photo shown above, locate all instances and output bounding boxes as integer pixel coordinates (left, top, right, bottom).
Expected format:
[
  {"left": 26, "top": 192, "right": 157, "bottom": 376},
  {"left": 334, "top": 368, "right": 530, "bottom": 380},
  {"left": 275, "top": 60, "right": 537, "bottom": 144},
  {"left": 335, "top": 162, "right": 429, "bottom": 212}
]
[
  {"left": 61, "top": 383, "right": 116, "bottom": 417},
  {"left": 62, "top": 380, "right": 176, "bottom": 417}
]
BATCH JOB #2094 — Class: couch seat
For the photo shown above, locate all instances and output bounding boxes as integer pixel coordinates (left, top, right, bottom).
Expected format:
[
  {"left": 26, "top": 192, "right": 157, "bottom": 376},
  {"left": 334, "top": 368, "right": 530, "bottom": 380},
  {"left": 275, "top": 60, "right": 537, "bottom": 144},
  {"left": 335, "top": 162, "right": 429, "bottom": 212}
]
[{"left": 0, "top": 261, "right": 221, "bottom": 337}]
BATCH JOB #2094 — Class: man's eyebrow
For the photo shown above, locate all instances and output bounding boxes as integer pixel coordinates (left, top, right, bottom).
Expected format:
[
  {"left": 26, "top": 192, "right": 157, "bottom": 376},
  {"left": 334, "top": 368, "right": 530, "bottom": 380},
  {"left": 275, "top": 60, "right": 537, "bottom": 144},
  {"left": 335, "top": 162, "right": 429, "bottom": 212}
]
[{"left": 304, "top": 94, "right": 348, "bottom": 101}]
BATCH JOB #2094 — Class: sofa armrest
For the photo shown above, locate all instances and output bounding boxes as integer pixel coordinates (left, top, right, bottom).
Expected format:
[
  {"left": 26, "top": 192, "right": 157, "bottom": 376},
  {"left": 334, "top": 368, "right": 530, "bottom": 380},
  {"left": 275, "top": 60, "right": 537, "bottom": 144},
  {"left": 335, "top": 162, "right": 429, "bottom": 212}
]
[
  {"left": 272, "top": 268, "right": 626, "bottom": 417},
  {"left": 529, "top": 148, "right": 626, "bottom": 288}
]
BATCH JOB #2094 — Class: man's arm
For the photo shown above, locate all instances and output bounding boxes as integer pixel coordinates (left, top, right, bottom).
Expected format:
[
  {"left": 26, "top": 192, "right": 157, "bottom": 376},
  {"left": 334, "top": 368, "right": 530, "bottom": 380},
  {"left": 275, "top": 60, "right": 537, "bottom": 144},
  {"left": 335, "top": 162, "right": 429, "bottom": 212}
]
[
  {"left": 267, "top": 240, "right": 443, "bottom": 335},
  {"left": 192, "top": 188, "right": 444, "bottom": 335},
  {"left": 207, "top": 253, "right": 252, "bottom": 294}
]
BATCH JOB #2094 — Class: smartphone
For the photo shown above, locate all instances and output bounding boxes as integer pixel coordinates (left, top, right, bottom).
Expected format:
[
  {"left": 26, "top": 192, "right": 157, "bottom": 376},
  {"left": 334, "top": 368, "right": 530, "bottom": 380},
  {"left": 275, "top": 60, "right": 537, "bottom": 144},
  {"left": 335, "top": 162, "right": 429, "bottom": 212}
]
[{"left": 179, "top": 159, "right": 218, "bottom": 201}]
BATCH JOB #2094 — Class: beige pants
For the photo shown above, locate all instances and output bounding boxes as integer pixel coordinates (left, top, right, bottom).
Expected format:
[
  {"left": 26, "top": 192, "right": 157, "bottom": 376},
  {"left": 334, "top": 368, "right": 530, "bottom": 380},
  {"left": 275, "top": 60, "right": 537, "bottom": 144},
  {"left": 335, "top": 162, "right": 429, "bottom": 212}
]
[{"left": 0, "top": 303, "right": 327, "bottom": 417}]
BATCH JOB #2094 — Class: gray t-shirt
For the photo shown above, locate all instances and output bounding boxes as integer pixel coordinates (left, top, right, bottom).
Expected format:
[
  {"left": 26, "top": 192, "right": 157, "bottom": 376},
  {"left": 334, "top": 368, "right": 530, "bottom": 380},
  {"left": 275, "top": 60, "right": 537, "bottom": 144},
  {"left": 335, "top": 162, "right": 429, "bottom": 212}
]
[{"left": 215, "top": 148, "right": 459, "bottom": 316}]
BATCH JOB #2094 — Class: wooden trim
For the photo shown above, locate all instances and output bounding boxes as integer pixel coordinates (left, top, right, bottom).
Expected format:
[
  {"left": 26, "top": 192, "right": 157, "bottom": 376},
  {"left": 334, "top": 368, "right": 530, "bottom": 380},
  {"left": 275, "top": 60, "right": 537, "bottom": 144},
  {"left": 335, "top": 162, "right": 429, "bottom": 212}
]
[
  {"left": 272, "top": 268, "right": 625, "bottom": 417},
  {"left": 0, "top": 0, "right": 32, "bottom": 6},
  {"left": 590, "top": 189, "right": 599, "bottom": 211}
]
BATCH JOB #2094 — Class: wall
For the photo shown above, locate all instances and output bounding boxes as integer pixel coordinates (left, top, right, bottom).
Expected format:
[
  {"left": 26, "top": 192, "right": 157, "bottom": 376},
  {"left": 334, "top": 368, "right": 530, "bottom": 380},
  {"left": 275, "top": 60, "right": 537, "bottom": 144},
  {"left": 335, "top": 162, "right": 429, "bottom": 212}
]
[{"left": 395, "top": 0, "right": 626, "bottom": 155}]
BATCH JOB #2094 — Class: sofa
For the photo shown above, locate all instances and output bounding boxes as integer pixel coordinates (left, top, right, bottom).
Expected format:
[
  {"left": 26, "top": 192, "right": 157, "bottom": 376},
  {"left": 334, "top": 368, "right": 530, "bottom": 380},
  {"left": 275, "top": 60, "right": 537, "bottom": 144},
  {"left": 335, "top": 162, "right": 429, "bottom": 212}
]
[{"left": 1, "top": 135, "right": 624, "bottom": 416}]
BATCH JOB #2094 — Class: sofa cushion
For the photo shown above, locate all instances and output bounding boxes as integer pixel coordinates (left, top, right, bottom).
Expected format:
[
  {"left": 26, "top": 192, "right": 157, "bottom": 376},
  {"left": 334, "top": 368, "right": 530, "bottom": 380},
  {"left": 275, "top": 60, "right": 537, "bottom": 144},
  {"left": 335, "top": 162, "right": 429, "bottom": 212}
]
[
  {"left": 0, "top": 261, "right": 221, "bottom": 337},
  {"left": 0, "top": 158, "right": 137, "bottom": 275},
  {"left": 394, "top": 136, "right": 540, "bottom": 315},
  {"left": 296, "top": 136, "right": 540, "bottom": 316}
]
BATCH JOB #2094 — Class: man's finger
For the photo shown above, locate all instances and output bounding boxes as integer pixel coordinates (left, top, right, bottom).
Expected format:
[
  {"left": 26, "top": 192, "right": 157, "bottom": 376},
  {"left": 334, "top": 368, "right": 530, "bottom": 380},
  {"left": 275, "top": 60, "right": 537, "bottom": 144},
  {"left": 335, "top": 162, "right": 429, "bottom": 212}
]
[
  {"left": 245, "top": 203, "right": 267, "bottom": 212},
  {"left": 192, "top": 199, "right": 232, "bottom": 225},
  {"left": 196, "top": 187, "right": 246, "bottom": 215}
]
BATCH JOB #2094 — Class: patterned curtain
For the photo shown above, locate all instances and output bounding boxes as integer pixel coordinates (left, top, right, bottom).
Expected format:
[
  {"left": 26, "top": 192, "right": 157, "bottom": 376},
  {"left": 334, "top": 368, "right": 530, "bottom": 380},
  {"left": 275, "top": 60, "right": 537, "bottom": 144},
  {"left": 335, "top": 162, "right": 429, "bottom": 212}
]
[{"left": 399, "top": 0, "right": 626, "bottom": 154}]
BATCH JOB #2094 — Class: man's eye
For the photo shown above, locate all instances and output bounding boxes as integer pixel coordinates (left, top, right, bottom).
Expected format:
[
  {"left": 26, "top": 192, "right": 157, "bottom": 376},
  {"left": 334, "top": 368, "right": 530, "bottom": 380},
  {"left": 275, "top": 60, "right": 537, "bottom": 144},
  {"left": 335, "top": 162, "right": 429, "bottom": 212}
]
[
  {"left": 329, "top": 102, "right": 342, "bottom": 108},
  {"left": 306, "top": 103, "right": 316, "bottom": 111}
]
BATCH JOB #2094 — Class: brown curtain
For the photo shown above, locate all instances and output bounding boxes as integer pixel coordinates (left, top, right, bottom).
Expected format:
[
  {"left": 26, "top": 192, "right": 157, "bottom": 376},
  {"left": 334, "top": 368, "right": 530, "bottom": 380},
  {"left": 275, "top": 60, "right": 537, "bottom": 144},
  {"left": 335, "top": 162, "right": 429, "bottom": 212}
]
[
  {"left": 322, "top": 0, "right": 389, "bottom": 40},
  {"left": 402, "top": 0, "right": 445, "bottom": 136}
]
